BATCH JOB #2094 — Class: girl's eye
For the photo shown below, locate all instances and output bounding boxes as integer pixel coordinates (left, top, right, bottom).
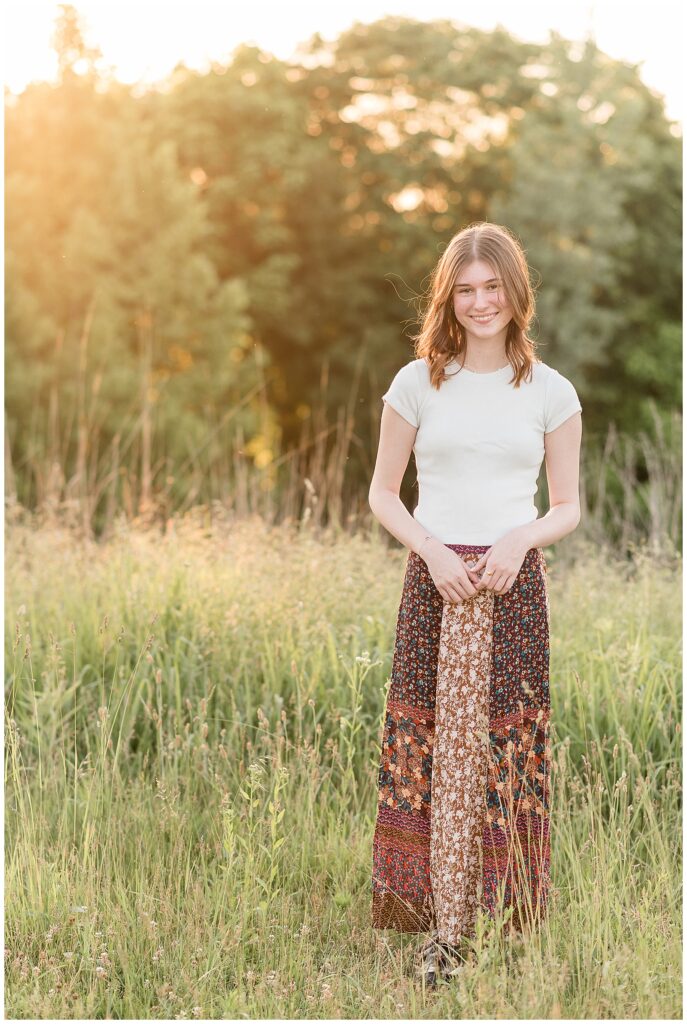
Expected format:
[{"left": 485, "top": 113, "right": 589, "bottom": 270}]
[{"left": 456, "top": 283, "right": 500, "bottom": 294}]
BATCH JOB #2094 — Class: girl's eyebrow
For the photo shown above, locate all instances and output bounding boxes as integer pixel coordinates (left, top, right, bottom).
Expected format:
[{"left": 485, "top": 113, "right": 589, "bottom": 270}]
[{"left": 455, "top": 278, "right": 501, "bottom": 287}]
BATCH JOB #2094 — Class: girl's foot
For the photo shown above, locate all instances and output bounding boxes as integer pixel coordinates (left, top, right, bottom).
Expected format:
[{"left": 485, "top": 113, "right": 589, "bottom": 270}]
[
  {"left": 437, "top": 940, "right": 467, "bottom": 978},
  {"left": 417, "top": 930, "right": 441, "bottom": 990}
]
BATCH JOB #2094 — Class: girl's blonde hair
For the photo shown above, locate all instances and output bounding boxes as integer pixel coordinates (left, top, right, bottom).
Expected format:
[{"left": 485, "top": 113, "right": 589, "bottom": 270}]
[{"left": 411, "top": 222, "right": 539, "bottom": 389}]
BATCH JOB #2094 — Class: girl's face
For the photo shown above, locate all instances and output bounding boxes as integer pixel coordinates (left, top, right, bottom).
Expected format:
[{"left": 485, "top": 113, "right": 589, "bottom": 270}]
[{"left": 452, "top": 259, "right": 514, "bottom": 342}]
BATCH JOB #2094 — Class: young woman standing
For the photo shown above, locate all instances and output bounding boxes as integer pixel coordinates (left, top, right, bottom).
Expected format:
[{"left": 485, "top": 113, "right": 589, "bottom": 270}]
[{"left": 369, "top": 222, "right": 583, "bottom": 987}]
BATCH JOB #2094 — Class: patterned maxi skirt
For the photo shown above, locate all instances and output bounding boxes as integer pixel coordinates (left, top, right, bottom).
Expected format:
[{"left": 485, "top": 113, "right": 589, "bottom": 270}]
[{"left": 371, "top": 544, "right": 551, "bottom": 943}]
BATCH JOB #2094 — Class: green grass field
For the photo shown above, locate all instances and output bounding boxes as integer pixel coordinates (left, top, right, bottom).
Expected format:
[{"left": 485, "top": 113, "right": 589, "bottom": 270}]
[{"left": 5, "top": 513, "right": 682, "bottom": 1019}]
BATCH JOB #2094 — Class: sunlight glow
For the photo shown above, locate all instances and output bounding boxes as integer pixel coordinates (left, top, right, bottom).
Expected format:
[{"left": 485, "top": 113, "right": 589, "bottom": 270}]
[{"left": 4, "top": 1, "right": 682, "bottom": 124}]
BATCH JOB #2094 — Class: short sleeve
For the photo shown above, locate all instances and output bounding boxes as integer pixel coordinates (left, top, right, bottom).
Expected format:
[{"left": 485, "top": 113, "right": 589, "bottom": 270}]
[
  {"left": 544, "top": 370, "right": 583, "bottom": 433},
  {"left": 382, "top": 361, "right": 421, "bottom": 428}
]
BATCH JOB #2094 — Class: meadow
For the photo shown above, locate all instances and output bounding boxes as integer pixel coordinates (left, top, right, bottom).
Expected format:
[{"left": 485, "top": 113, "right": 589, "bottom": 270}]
[{"left": 4, "top": 509, "right": 682, "bottom": 1019}]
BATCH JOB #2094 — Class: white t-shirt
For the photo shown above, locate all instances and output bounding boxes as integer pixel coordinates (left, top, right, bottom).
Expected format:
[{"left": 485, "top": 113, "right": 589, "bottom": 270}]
[{"left": 381, "top": 356, "right": 582, "bottom": 544}]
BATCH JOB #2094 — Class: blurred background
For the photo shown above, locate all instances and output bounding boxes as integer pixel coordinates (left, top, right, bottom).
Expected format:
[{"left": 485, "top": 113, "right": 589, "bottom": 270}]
[{"left": 4, "top": 1, "right": 683, "bottom": 550}]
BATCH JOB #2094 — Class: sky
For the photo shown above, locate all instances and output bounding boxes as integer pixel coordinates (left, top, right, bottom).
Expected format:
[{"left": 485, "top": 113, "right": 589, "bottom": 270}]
[{"left": 3, "top": 0, "right": 683, "bottom": 124}]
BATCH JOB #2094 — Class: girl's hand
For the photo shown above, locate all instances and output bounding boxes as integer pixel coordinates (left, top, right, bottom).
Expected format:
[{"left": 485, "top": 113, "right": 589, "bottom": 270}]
[
  {"left": 420, "top": 540, "right": 483, "bottom": 605},
  {"left": 470, "top": 530, "right": 531, "bottom": 595}
]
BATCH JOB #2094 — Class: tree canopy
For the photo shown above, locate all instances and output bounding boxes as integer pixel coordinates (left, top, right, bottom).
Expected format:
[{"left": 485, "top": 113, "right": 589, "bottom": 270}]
[{"left": 5, "top": 7, "right": 682, "bottom": 518}]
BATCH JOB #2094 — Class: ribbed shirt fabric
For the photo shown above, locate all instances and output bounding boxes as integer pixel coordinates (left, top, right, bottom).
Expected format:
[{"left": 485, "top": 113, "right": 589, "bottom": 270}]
[{"left": 381, "top": 356, "right": 582, "bottom": 544}]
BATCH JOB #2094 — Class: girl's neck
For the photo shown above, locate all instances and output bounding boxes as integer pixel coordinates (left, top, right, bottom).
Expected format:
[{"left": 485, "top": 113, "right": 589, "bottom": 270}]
[{"left": 458, "top": 346, "right": 508, "bottom": 373}]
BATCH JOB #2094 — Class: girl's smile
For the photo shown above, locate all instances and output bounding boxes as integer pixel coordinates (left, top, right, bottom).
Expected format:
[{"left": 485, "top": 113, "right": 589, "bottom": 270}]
[{"left": 452, "top": 258, "right": 514, "bottom": 348}]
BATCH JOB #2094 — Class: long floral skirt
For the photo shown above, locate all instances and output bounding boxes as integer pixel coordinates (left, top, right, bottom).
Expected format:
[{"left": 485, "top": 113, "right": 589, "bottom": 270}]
[{"left": 371, "top": 543, "right": 551, "bottom": 943}]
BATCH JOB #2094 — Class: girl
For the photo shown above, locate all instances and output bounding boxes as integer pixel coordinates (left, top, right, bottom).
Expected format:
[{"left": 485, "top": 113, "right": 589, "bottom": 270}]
[{"left": 369, "top": 222, "right": 582, "bottom": 988}]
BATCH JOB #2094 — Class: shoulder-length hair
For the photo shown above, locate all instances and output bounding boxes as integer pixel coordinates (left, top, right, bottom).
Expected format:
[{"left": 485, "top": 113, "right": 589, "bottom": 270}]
[{"left": 410, "top": 222, "right": 540, "bottom": 389}]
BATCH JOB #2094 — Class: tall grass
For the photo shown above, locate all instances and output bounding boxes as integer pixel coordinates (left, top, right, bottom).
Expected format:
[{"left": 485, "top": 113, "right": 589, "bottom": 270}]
[
  {"left": 4, "top": 513, "right": 681, "bottom": 1018},
  {"left": 5, "top": 331, "right": 682, "bottom": 555}
]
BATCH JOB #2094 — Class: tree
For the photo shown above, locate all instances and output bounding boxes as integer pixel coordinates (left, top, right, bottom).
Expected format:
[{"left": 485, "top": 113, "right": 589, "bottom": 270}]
[
  {"left": 5, "top": 15, "right": 681, "bottom": 516},
  {"left": 51, "top": 3, "right": 105, "bottom": 82}
]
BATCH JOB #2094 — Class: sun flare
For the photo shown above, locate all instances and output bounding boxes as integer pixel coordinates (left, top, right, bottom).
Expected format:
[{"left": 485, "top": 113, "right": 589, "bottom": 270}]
[{"left": 4, "top": 0, "right": 682, "bottom": 125}]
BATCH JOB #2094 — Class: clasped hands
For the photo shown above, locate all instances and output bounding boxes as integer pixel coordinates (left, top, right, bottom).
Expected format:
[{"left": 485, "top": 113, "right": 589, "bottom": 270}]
[{"left": 422, "top": 528, "right": 531, "bottom": 605}]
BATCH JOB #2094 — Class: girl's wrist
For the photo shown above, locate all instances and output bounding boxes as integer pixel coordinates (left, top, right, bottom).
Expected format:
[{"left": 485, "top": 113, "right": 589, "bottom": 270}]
[{"left": 416, "top": 533, "right": 437, "bottom": 559}]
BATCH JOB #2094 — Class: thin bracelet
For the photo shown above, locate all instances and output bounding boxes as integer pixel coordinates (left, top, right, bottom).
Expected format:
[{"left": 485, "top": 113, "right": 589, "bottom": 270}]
[{"left": 417, "top": 533, "right": 434, "bottom": 557}]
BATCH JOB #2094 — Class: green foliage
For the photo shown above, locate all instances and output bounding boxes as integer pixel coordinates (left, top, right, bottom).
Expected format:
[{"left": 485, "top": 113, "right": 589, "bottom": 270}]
[{"left": 4, "top": 12, "right": 682, "bottom": 519}]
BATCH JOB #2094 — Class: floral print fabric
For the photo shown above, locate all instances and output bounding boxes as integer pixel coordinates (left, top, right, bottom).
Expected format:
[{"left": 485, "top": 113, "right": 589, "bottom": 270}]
[
  {"left": 431, "top": 558, "right": 493, "bottom": 941},
  {"left": 371, "top": 543, "right": 551, "bottom": 940}
]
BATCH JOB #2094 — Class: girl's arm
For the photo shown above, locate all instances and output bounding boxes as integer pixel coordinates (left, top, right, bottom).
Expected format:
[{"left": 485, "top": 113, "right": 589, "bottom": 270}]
[
  {"left": 515, "top": 411, "right": 582, "bottom": 551},
  {"left": 368, "top": 403, "right": 441, "bottom": 558}
]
